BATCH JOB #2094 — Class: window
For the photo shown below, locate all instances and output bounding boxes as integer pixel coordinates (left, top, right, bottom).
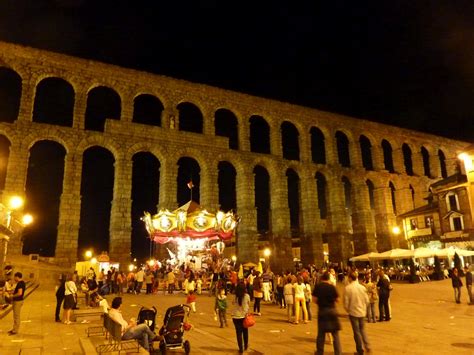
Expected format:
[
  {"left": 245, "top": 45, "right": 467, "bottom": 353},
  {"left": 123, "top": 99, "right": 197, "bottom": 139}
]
[
  {"left": 447, "top": 194, "right": 459, "bottom": 211},
  {"left": 452, "top": 217, "right": 463, "bottom": 231},
  {"left": 409, "top": 218, "right": 417, "bottom": 230},
  {"left": 424, "top": 216, "right": 433, "bottom": 229}
]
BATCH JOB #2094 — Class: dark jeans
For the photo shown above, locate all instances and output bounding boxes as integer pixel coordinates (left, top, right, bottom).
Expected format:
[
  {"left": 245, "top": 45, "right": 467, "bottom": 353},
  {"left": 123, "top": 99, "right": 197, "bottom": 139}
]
[
  {"left": 316, "top": 328, "right": 341, "bottom": 355},
  {"left": 253, "top": 297, "right": 261, "bottom": 313},
  {"left": 122, "top": 323, "right": 155, "bottom": 351},
  {"left": 55, "top": 294, "right": 64, "bottom": 321},
  {"left": 453, "top": 287, "right": 461, "bottom": 303},
  {"left": 349, "top": 315, "right": 370, "bottom": 354},
  {"left": 306, "top": 300, "right": 312, "bottom": 320},
  {"left": 136, "top": 281, "right": 143, "bottom": 294},
  {"left": 276, "top": 286, "right": 285, "bottom": 307},
  {"left": 378, "top": 294, "right": 390, "bottom": 320},
  {"left": 232, "top": 318, "right": 248, "bottom": 352},
  {"left": 218, "top": 309, "right": 227, "bottom": 327},
  {"left": 146, "top": 283, "right": 152, "bottom": 294}
]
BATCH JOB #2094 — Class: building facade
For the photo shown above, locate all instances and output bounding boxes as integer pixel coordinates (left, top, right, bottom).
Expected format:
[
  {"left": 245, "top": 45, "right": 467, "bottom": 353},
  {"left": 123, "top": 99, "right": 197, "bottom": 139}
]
[{"left": 0, "top": 41, "right": 470, "bottom": 271}]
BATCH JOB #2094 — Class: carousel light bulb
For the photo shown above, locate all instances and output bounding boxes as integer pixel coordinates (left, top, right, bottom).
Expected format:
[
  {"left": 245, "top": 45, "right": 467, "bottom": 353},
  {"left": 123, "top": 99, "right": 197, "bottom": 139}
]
[
  {"left": 148, "top": 259, "right": 155, "bottom": 266},
  {"left": 263, "top": 248, "right": 271, "bottom": 257},
  {"left": 231, "top": 255, "right": 237, "bottom": 262},
  {"left": 91, "top": 257, "right": 97, "bottom": 264}
]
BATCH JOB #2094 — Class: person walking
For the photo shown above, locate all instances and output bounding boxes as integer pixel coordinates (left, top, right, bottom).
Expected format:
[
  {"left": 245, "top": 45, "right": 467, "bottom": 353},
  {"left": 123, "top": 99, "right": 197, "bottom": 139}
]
[
  {"left": 135, "top": 268, "right": 145, "bottom": 294},
  {"left": 312, "top": 271, "right": 342, "bottom": 355},
  {"left": 63, "top": 273, "right": 78, "bottom": 324},
  {"left": 167, "top": 269, "right": 176, "bottom": 294},
  {"left": 451, "top": 267, "right": 463, "bottom": 304},
  {"left": 55, "top": 274, "right": 66, "bottom": 322},
  {"left": 262, "top": 269, "right": 271, "bottom": 302},
  {"left": 8, "top": 272, "right": 26, "bottom": 335},
  {"left": 304, "top": 276, "right": 312, "bottom": 321},
  {"left": 464, "top": 266, "right": 473, "bottom": 305},
  {"left": 252, "top": 272, "right": 263, "bottom": 316},
  {"left": 145, "top": 271, "right": 153, "bottom": 295},
  {"left": 231, "top": 282, "right": 250, "bottom": 354},
  {"left": 284, "top": 277, "right": 295, "bottom": 322},
  {"left": 344, "top": 272, "right": 371, "bottom": 354},
  {"left": 377, "top": 270, "right": 391, "bottom": 321}
]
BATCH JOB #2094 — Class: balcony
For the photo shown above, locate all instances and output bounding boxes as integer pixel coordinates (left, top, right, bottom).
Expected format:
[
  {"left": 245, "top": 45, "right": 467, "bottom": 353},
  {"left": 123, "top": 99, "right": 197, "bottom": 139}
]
[{"left": 407, "top": 227, "right": 433, "bottom": 239}]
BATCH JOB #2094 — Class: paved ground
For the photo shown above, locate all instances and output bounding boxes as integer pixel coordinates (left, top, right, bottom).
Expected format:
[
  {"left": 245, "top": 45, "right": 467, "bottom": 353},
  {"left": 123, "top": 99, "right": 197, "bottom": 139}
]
[{"left": 0, "top": 279, "right": 473, "bottom": 354}]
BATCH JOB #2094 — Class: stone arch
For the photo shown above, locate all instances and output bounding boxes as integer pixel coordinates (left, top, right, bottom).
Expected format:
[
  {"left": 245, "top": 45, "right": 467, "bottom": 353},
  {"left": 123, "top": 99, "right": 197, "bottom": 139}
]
[
  {"left": 249, "top": 115, "right": 270, "bottom": 154},
  {"left": 33, "top": 77, "right": 74, "bottom": 127},
  {"left": 359, "top": 135, "right": 373, "bottom": 170},
  {"left": 389, "top": 181, "right": 397, "bottom": 214},
  {"left": 177, "top": 102, "right": 203, "bottom": 133},
  {"left": 0, "top": 134, "right": 11, "bottom": 191},
  {"left": 218, "top": 161, "right": 237, "bottom": 212},
  {"left": 310, "top": 126, "right": 326, "bottom": 164},
  {"left": 215, "top": 108, "right": 239, "bottom": 150},
  {"left": 402, "top": 143, "right": 414, "bottom": 176},
  {"left": 0, "top": 67, "right": 22, "bottom": 123},
  {"left": 132, "top": 93, "right": 163, "bottom": 127},
  {"left": 286, "top": 168, "right": 301, "bottom": 234},
  {"left": 21, "top": 130, "right": 71, "bottom": 154},
  {"left": 126, "top": 142, "right": 166, "bottom": 164},
  {"left": 78, "top": 146, "right": 116, "bottom": 257},
  {"left": 315, "top": 172, "right": 328, "bottom": 219},
  {"left": 85, "top": 86, "right": 121, "bottom": 132},
  {"left": 335, "top": 130, "right": 351, "bottom": 167},
  {"left": 23, "top": 140, "right": 67, "bottom": 256},
  {"left": 421, "top": 146, "right": 431, "bottom": 177},
  {"left": 341, "top": 176, "right": 352, "bottom": 211},
  {"left": 177, "top": 156, "right": 201, "bottom": 204},
  {"left": 366, "top": 179, "right": 375, "bottom": 209},
  {"left": 381, "top": 139, "right": 395, "bottom": 173},
  {"left": 281, "top": 121, "right": 300, "bottom": 161},
  {"left": 131, "top": 151, "right": 160, "bottom": 260},
  {"left": 438, "top": 149, "right": 448, "bottom": 178},
  {"left": 75, "top": 135, "right": 121, "bottom": 161},
  {"left": 254, "top": 164, "right": 270, "bottom": 234}
]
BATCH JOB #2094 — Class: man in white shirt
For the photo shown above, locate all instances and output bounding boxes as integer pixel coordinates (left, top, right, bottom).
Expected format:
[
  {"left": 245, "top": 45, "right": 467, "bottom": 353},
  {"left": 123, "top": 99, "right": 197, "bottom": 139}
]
[
  {"left": 108, "top": 297, "right": 159, "bottom": 352},
  {"left": 344, "top": 272, "right": 370, "bottom": 354},
  {"left": 135, "top": 268, "right": 145, "bottom": 294}
]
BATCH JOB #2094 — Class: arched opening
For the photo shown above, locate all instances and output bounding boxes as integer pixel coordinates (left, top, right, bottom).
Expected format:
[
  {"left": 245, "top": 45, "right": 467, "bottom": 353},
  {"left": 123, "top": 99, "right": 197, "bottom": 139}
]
[
  {"left": 254, "top": 165, "right": 270, "bottom": 234},
  {"left": 177, "top": 102, "right": 203, "bottom": 133},
  {"left": 0, "top": 135, "right": 11, "bottom": 191},
  {"left": 218, "top": 161, "right": 237, "bottom": 212},
  {"left": 33, "top": 77, "right": 74, "bottom": 127},
  {"left": 438, "top": 149, "right": 447, "bottom": 178},
  {"left": 177, "top": 157, "right": 200, "bottom": 205},
  {"left": 23, "top": 140, "right": 66, "bottom": 256},
  {"left": 359, "top": 135, "right": 373, "bottom": 170},
  {"left": 78, "top": 146, "right": 115, "bottom": 257},
  {"left": 315, "top": 172, "right": 327, "bottom": 219},
  {"left": 366, "top": 179, "right": 375, "bottom": 210},
  {"left": 421, "top": 146, "right": 431, "bottom": 177},
  {"left": 215, "top": 109, "right": 239, "bottom": 150},
  {"left": 409, "top": 184, "right": 415, "bottom": 209},
  {"left": 336, "top": 131, "right": 350, "bottom": 167},
  {"left": 133, "top": 94, "right": 163, "bottom": 127},
  {"left": 281, "top": 121, "right": 300, "bottom": 161},
  {"left": 286, "top": 169, "right": 300, "bottom": 236},
  {"left": 342, "top": 176, "right": 352, "bottom": 211},
  {"left": 131, "top": 152, "right": 160, "bottom": 261},
  {"left": 310, "top": 127, "right": 326, "bottom": 164},
  {"left": 402, "top": 143, "right": 414, "bottom": 176},
  {"left": 249, "top": 116, "right": 270, "bottom": 154},
  {"left": 85, "top": 86, "right": 121, "bottom": 131},
  {"left": 389, "top": 182, "right": 397, "bottom": 215},
  {"left": 0, "top": 67, "right": 22, "bottom": 123},
  {"left": 381, "top": 139, "right": 395, "bottom": 173}
]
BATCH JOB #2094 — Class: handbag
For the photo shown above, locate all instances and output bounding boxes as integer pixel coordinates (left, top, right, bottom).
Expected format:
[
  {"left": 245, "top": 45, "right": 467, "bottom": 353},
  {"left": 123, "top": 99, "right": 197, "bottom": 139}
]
[{"left": 243, "top": 314, "right": 255, "bottom": 328}]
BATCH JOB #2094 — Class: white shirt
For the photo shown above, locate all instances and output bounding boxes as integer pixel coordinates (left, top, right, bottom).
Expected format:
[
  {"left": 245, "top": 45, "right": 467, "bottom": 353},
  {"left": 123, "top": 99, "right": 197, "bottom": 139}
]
[
  {"left": 344, "top": 280, "right": 369, "bottom": 318},
  {"left": 136, "top": 270, "right": 145, "bottom": 282},
  {"left": 293, "top": 283, "right": 306, "bottom": 299},
  {"left": 109, "top": 308, "right": 128, "bottom": 333},
  {"left": 65, "top": 281, "right": 77, "bottom": 296}
]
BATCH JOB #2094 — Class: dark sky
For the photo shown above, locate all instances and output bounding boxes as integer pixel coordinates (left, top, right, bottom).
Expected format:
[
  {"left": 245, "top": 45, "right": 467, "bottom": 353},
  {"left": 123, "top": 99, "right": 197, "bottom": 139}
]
[{"left": 1, "top": 1, "right": 474, "bottom": 141}]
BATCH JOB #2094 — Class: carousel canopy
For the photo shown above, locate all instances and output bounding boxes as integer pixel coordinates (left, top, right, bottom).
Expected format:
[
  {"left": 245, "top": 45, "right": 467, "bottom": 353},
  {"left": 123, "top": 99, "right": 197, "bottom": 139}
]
[{"left": 142, "top": 200, "right": 240, "bottom": 244}]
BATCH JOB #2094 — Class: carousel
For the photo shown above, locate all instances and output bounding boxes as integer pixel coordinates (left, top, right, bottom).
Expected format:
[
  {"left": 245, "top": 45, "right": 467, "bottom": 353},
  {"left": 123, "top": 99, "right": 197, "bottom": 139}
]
[{"left": 142, "top": 200, "right": 240, "bottom": 270}]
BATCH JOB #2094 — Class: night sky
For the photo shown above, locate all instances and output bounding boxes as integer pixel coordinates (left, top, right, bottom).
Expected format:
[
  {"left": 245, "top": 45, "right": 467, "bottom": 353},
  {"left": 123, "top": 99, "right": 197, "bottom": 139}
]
[{"left": 1, "top": 1, "right": 473, "bottom": 141}]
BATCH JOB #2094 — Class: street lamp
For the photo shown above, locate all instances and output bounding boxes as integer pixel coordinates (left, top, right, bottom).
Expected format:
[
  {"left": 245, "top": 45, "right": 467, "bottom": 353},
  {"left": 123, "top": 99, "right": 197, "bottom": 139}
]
[
  {"left": 85, "top": 250, "right": 93, "bottom": 259},
  {"left": 22, "top": 214, "right": 33, "bottom": 226},
  {"left": 263, "top": 248, "right": 271, "bottom": 257},
  {"left": 8, "top": 196, "right": 24, "bottom": 210},
  {"left": 392, "top": 226, "right": 401, "bottom": 235}
]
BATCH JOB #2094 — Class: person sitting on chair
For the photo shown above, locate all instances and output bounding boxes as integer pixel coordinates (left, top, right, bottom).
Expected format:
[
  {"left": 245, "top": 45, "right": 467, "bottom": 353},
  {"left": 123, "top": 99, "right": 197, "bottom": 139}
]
[{"left": 109, "top": 297, "right": 161, "bottom": 352}]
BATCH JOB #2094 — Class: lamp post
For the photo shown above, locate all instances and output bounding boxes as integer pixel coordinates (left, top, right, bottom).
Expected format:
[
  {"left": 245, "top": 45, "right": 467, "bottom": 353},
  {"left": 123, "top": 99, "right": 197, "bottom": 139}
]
[{"left": 263, "top": 248, "right": 271, "bottom": 270}]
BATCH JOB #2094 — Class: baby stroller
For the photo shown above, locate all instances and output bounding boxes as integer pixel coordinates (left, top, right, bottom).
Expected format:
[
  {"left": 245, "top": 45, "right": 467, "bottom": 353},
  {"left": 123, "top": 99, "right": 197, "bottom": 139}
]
[
  {"left": 137, "top": 306, "right": 157, "bottom": 331},
  {"left": 158, "top": 304, "right": 191, "bottom": 354}
]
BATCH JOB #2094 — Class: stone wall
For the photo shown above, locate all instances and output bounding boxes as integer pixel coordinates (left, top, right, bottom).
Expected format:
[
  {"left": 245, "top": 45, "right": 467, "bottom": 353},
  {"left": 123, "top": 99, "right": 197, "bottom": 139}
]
[{"left": 0, "top": 41, "right": 469, "bottom": 271}]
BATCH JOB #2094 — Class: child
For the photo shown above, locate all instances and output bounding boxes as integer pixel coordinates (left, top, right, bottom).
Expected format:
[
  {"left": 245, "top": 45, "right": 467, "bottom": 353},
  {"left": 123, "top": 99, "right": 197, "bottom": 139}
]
[
  {"left": 187, "top": 290, "right": 197, "bottom": 313},
  {"left": 214, "top": 288, "right": 228, "bottom": 327},
  {"left": 196, "top": 276, "right": 203, "bottom": 295}
]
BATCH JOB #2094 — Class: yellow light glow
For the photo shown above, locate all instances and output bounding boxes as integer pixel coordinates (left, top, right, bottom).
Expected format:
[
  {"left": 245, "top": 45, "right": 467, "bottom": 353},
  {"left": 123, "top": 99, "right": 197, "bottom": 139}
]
[
  {"left": 9, "top": 196, "right": 24, "bottom": 210},
  {"left": 148, "top": 259, "right": 155, "bottom": 266},
  {"left": 458, "top": 152, "right": 473, "bottom": 172},
  {"left": 263, "top": 248, "right": 271, "bottom": 257},
  {"left": 128, "top": 264, "right": 135, "bottom": 272},
  {"left": 85, "top": 250, "right": 93, "bottom": 259},
  {"left": 90, "top": 257, "right": 97, "bottom": 264},
  {"left": 22, "top": 214, "right": 33, "bottom": 225},
  {"left": 458, "top": 153, "right": 469, "bottom": 161},
  {"left": 231, "top": 255, "right": 237, "bottom": 262},
  {"left": 392, "top": 226, "right": 401, "bottom": 235}
]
